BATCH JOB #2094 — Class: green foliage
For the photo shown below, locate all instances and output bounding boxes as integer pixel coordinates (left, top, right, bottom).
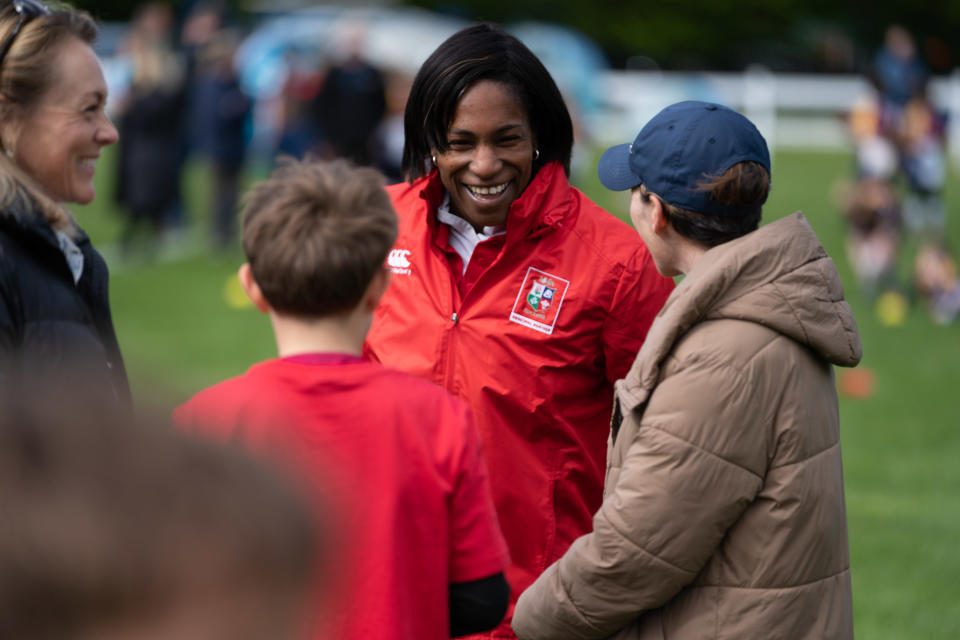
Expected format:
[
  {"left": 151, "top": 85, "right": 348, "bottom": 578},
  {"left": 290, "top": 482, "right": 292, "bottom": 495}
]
[
  {"left": 65, "top": 0, "right": 960, "bottom": 71},
  {"left": 404, "top": 0, "right": 960, "bottom": 71},
  {"left": 64, "top": 0, "right": 960, "bottom": 72},
  {"left": 69, "top": 0, "right": 244, "bottom": 23},
  {"left": 73, "top": 147, "right": 960, "bottom": 637}
]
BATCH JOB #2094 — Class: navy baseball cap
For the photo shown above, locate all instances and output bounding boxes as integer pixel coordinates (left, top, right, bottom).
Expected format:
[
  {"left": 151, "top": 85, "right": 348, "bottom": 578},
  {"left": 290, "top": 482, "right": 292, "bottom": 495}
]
[{"left": 597, "top": 101, "right": 771, "bottom": 216}]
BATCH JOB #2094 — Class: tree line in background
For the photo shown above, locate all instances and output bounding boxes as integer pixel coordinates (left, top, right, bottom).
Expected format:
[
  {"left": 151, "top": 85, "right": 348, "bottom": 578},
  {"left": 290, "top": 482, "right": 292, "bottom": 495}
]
[
  {"left": 76, "top": 0, "right": 958, "bottom": 74},
  {"left": 412, "top": 0, "right": 958, "bottom": 73}
]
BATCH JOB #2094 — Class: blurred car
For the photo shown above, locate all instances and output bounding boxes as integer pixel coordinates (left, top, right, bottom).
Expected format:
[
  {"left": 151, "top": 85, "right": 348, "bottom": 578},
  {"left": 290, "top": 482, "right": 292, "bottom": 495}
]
[{"left": 235, "top": 7, "right": 610, "bottom": 160}]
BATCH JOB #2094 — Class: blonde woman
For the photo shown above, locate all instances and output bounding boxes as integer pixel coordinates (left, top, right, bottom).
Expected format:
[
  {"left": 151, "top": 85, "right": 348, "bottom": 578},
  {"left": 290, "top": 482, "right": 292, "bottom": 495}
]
[{"left": 0, "top": 0, "right": 128, "bottom": 405}]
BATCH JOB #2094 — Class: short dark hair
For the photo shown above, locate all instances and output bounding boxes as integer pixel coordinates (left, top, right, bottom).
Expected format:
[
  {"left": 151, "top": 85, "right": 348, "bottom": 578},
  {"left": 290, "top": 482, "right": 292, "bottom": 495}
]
[
  {"left": 401, "top": 23, "right": 573, "bottom": 181},
  {"left": 241, "top": 158, "right": 398, "bottom": 317},
  {"left": 642, "top": 161, "right": 770, "bottom": 247}
]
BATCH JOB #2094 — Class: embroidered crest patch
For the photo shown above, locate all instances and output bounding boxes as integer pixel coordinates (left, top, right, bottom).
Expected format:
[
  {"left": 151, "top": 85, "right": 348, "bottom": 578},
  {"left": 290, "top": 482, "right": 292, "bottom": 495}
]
[{"left": 509, "top": 267, "right": 569, "bottom": 335}]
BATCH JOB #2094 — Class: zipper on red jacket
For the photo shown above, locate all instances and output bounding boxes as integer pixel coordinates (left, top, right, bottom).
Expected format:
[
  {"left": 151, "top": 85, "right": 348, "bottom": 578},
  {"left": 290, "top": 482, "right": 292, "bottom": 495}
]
[{"left": 443, "top": 307, "right": 461, "bottom": 393}]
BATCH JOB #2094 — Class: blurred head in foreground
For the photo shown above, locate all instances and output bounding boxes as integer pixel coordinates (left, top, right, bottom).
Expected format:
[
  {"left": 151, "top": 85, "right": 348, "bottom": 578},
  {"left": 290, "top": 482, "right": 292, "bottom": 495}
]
[{"left": 0, "top": 391, "right": 322, "bottom": 640}]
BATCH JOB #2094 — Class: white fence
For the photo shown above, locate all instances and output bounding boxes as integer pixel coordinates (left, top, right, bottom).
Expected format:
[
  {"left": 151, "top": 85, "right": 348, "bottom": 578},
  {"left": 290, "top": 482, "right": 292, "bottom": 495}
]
[{"left": 588, "top": 68, "right": 960, "bottom": 164}]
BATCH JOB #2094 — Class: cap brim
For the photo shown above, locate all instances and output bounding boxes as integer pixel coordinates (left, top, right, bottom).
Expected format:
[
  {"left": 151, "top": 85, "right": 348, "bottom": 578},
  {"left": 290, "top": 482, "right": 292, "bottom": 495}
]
[{"left": 597, "top": 143, "right": 640, "bottom": 191}]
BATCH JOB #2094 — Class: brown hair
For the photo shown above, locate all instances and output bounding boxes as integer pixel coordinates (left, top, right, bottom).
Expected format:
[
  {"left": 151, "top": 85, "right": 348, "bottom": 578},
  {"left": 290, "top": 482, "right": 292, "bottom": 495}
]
[
  {"left": 0, "top": 2, "right": 99, "bottom": 232},
  {"left": 242, "top": 158, "right": 398, "bottom": 317},
  {"left": 642, "top": 161, "right": 770, "bottom": 247},
  {"left": 0, "top": 390, "right": 321, "bottom": 639}
]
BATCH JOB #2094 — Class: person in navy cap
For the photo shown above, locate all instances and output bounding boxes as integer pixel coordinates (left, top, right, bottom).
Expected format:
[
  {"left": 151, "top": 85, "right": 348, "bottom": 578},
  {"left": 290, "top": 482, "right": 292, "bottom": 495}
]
[{"left": 513, "top": 101, "right": 862, "bottom": 640}]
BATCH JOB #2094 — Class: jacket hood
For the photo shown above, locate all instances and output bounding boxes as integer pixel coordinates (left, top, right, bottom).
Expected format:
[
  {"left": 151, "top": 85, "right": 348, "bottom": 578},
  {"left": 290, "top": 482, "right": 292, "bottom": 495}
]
[
  {"left": 685, "top": 212, "right": 861, "bottom": 365},
  {"left": 621, "top": 213, "right": 862, "bottom": 409}
]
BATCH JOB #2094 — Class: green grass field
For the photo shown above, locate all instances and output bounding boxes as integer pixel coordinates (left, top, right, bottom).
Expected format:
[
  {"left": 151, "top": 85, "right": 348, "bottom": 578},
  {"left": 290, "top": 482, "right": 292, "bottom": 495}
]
[{"left": 75, "top": 147, "right": 960, "bottom": 637}]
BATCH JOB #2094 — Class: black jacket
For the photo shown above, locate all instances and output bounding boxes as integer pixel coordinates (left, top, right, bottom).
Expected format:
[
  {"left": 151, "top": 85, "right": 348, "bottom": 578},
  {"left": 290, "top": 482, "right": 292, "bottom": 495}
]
[{"left": 0, "top": 196, "right": 130, "bottom": 408}]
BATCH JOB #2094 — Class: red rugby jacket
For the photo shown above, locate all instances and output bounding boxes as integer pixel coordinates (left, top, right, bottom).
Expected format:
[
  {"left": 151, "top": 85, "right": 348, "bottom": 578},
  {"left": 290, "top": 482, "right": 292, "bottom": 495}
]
[{"left": 365, "top": 162, "right": 673, "bottom": 636}]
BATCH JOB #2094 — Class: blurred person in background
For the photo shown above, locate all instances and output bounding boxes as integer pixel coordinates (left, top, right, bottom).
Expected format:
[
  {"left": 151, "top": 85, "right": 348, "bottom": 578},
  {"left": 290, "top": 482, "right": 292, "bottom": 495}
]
[
  {"left": 843, "top": 97, "right": 902, "bottom": 298},
  {"left": 897, "top": 87, "right": 947, "bottom": 241},
  {"left": 513, "top": 101, "right": 861, "bottom": 640},
  {"left": 372, "top": 70, "right": 412, "bottom": 183},
  {"left": 0, "top": 0, "right": 129, "bottom": 407},
  {"left": 180, "top": 1, "right": 225, "bottom": 155},
  {"left": 914, "top": 241, "right": 960, "bottom": 325},
  {"left": 176, "top": 1, "right": 224, "bottom": 231},
  {"left": 194, "top": 27, "right": 251, "bottom": 248},
  {"left": 274, "top": 48, "right": 324, "bottom": 160},
  {"left": 841, "top": 176, "right": 901, "bottom": 297},
  {"left": 871, "top": 25, "right": 946, "bottom": 243},
  {"left": 310, "top": 24, "right": 386, "bottom": 166},
  {"left": 0, "top": 386, "right": 321, "bottom": 640},
  {"left": 363, "top": 24, "right": 674, "bottom": 637},
  {"left": 113, "top": 1, "right": 186, "bottom": 257},
  {"left": 859, "top": 25, "right": 949, "bottom": 319},
  {"left": 872, "top": 25, "right": 927, "bottom": 135}
]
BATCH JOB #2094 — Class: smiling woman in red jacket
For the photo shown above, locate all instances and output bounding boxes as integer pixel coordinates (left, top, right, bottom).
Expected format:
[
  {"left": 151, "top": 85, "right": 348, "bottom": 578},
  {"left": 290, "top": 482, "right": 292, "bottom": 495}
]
[{"left": 364, "top": 24, "right": 674, "bottom": 637}]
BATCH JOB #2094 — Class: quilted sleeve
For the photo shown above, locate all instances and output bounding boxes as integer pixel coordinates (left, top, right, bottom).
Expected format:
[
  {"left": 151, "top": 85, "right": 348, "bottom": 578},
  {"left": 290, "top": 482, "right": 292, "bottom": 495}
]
[{"left": 513, "top": 354, "right": 766, "bottom": 639}]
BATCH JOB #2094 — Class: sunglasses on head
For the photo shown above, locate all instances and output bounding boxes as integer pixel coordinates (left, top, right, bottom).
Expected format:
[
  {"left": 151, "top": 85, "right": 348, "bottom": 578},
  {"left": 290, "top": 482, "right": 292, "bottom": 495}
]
[{"left": 0, "top": 0, "right": 50, "bottom": 71}]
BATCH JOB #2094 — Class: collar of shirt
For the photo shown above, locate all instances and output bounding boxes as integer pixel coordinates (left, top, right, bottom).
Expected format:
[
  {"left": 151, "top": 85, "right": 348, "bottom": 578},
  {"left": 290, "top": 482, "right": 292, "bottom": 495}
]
[
  {"left": 436, "top": 193, "right": 506, "bottom": 275},
  {"left": 281, "top": 353, "right": 366, "bottom": 366},
  {"left": 54, "top": 229, "right": 84, "bottom": 285}
]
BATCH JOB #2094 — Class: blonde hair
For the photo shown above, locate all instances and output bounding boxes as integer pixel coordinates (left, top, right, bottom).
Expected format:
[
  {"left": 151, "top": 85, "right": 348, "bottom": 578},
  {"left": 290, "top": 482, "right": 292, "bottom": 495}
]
[
  {"left": 0, "top": 2, "right": 98, "bottom": 232},
  {"left": 127, "top": 2, "right": 183, "bottom": 95}
]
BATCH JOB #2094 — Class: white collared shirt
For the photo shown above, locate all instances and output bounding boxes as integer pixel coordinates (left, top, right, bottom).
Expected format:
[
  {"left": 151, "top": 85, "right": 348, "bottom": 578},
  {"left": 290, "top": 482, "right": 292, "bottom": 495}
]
[
  {"left": 436, "top": 194, "right": 506, "bottom": 275},
  {"left": 54, "top": 230, "right": 84, "bottom": 285}
]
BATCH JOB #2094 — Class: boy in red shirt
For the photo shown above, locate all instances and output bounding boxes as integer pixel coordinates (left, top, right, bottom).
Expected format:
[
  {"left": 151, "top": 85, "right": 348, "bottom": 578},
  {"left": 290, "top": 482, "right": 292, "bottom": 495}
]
[{"left": 175, "top": 159, "right": 509, "bottom": 639}]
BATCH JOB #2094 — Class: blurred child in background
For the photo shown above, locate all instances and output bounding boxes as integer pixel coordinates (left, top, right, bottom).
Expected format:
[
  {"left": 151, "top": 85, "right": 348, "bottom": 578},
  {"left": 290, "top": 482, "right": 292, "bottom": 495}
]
[
  {"left": 915, "top": 243, "right": 960, "bottom": 325},
  {"left": 845, "top": 94, "right": 902, "bottom": 298},
  {"left": 897, "top": 89, "right": 947, "bottom": 240}
]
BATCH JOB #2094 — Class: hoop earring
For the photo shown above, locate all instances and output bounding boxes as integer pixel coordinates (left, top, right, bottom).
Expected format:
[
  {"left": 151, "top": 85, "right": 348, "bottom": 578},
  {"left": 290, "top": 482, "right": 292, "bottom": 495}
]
[{"left": 534, "top": 149, "right": 540, "bottom": 161}]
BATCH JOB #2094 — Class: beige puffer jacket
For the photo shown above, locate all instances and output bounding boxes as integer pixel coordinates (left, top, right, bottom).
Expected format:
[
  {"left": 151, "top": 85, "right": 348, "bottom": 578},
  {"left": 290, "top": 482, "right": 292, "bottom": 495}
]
[{"left": 513, "top": 213, "right": 862, "bottom": 640}]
